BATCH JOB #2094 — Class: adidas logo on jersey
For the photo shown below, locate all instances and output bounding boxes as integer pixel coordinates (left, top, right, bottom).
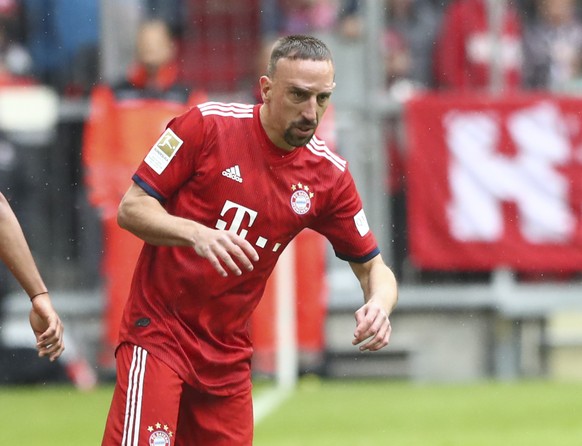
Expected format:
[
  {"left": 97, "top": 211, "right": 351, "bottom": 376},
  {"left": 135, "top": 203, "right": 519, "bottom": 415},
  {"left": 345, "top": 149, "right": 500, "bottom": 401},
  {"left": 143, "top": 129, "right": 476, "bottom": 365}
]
[{"left": 222, "top": 165, "right": 243, "bottom": 183}]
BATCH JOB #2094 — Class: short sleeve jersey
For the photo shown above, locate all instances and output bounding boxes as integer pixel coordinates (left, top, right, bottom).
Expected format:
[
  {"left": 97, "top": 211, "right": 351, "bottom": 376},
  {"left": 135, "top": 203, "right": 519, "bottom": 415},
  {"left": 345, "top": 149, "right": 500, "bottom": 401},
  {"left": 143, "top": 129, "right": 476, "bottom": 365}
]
[{"left": 120, "top": 102, "right": 379, "bottom": 396}]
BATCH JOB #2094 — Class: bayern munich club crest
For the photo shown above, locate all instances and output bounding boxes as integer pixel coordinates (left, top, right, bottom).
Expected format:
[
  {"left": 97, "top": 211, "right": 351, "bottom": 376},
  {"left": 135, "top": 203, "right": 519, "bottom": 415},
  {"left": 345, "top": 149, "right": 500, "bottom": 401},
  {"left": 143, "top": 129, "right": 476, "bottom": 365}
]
[
  {"left": 290, "top": 183, "right": 314, "bottom": 215},
  {"left": 147, "top": 422, "right": 173, "bottom": 445}
]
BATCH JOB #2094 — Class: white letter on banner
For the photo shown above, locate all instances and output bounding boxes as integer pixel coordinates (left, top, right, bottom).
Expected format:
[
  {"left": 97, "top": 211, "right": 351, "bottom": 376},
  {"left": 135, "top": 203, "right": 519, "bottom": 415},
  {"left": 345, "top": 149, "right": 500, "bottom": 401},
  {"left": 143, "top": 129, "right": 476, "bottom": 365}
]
[{"left": 445, "top": 102, "right": 574, "bottom": 243}]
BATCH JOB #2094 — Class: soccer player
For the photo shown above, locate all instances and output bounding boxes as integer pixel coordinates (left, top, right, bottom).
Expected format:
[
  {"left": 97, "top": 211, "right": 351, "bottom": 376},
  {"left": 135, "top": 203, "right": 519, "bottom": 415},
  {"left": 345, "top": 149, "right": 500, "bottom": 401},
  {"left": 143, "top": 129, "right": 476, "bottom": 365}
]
[
  {"left": 101, "top": 34, "right": 398, "bottom": 445},
  {"left": 0, "top": 192, "right": 64, "bottom": 362}
]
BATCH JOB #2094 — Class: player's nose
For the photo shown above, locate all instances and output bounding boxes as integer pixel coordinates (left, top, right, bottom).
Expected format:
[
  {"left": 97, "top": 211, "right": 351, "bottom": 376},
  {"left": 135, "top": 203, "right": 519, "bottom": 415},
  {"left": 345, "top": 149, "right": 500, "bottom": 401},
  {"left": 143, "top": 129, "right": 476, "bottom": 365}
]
[{"left": 301, "top": 97, "right": 317, "bottom": 122}]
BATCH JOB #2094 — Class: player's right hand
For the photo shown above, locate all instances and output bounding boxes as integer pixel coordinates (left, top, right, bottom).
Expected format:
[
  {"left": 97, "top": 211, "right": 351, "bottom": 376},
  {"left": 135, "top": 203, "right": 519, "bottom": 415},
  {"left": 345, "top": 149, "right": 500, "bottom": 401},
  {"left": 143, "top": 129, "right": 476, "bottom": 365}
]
[{"left": 193, "top": 225, "right": 259, "bottom": 277}]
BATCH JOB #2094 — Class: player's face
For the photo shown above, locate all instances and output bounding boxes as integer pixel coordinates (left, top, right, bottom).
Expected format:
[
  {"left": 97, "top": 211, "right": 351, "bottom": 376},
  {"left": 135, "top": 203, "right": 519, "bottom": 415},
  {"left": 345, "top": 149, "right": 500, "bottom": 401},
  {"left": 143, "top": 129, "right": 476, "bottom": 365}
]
[{"left": 260, "top": 58, "right": 335, "bottom": 150}]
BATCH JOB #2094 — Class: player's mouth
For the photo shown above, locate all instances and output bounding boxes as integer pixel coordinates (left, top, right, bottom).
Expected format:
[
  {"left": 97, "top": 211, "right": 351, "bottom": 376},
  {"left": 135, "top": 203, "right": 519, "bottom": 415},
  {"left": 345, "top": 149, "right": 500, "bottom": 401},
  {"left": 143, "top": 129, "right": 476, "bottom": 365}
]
[
  {"left": 295, "top": 126, "right": 314, "bottom": 137},
  {"left": 294, "top": 121, "right": 316, "bottom": 135}
]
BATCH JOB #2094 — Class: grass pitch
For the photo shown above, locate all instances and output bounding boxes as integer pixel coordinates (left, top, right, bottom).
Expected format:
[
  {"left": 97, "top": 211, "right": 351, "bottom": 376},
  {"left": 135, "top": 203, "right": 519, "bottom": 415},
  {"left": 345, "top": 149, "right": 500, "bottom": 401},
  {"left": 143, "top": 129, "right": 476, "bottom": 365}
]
[
  {"left": 1, "top": 379, "right": 581, "bottom": 445},
  {"left": 255, "top": 378, "right": 582, "bottom": 446}
]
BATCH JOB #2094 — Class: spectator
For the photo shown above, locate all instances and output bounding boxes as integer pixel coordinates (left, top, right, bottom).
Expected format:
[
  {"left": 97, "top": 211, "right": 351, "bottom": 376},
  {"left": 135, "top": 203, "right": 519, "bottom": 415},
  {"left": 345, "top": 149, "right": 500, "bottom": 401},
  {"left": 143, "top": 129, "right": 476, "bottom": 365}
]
[
  {"left": 433, "top": 0, "right": 523, "bottom": 91},
  {"left": 144, "top": 0, "right": 185, "bottom": 38},
  {"left": 283, "top": 0, "right": 339, "bottom": 34},
  {"left": 522, "top": 0, "right": 582, "bottom": 91},
  {"left": 82, "top": 19, "right": 206, "bottom": 372},
  {"left": 24, "top": 0, "right": 100, "bottom": 94},
  {"left": 384, "top": 0, "right": 440, "bottom": 95},
  {"left": 100, "top": 0, "right": 186, "bottom": 86},
  {"left": 0, "top": 0, "right": 33, "bottom": 85},
  {"left": 377, "top": 1, "right": 439, "bottom": 278},
  {"left": 113, "top": 18, "right": 193, "bottom": 100},
  {"left": 336, "top": 0, "right": 362, "bottom": 39},
  {"left": 261, "top": 0, "right": 341, "bottom": 37},
  {"left": 335, "top": 0, "right": 439, "bottom": 67},
  {"left": 335, "top": 0, "right": 438, "bottom": 92}
]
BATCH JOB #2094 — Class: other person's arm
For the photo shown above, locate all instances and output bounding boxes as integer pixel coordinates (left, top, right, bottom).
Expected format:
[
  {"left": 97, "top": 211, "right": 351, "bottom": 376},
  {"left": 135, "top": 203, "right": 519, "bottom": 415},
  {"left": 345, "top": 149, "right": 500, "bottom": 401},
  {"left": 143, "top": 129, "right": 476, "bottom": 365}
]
[{"left": 0, "top": 192, "right": 64, "bottom": 361}]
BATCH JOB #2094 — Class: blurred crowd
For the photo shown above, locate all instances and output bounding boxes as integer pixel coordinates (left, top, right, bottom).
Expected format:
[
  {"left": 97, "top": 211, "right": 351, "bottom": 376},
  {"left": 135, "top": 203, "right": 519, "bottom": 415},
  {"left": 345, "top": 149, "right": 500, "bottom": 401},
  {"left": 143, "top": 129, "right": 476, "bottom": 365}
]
[
  {"left": 0, "top": 0, "right": 577, "bottom": 100},
  {"left": 0, "top": 0, "right": 580, "bottom": 304},
  {"left": 0, "top": 0, "right": 580, "bottom": 287},
  {"left": 0, "top": 0, "right": 581, "bottom": 384},
  {"left": 0, "top": 0, "right": 580, "bottom": 95}
]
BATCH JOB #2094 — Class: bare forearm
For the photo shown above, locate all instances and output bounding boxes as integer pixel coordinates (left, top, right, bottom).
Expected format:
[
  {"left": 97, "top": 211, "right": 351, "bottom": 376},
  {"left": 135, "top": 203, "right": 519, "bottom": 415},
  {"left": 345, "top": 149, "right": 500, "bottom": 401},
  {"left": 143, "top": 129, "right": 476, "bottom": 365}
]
[
  {"left": 0, "top": 194, "right": 47, "bottom": 297},
  {"left": 117, "top": 184, "right": 200, "bottom": 247},
  {"left": 117, "top": 182, "right": 259, "bottom": 277},
  {"left": 352, "top": 254, "right": 398, "bottom": 315},
  {"left": 361, "top": 259, "right": 398, "bottom": 315},
  {"left": 350, "top": 254, "right": 397, "bottom": 351}
]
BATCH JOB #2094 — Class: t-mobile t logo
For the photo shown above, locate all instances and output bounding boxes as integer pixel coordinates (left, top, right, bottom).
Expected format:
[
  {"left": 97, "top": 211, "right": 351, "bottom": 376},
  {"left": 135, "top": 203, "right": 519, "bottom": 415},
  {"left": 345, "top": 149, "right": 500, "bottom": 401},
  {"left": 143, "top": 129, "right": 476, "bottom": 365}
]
[
  {"left": 215, "top": 200, "right": 282, "bottom": 252},
  {"left": 215, "top": 200, "right": 258, "bottom": 239}
]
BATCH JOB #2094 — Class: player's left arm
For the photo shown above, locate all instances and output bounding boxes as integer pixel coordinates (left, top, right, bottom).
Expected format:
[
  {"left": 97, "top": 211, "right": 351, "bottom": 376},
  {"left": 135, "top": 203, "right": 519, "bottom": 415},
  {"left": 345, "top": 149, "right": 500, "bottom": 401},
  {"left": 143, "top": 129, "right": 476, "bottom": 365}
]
[{"left": 349, "top": 253, "right": 398, "bottom": 352}]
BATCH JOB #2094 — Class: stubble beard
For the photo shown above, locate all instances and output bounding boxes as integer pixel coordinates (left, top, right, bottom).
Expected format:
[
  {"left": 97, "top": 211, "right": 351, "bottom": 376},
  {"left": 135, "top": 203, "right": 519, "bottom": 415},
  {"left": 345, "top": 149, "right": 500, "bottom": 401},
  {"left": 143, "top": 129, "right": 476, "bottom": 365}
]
[
  {"left": 284, "top": 121, "right": 317, "bottom": 148},
  {"left": 283, "top": 130, "right": 313, "bottom": 147}
]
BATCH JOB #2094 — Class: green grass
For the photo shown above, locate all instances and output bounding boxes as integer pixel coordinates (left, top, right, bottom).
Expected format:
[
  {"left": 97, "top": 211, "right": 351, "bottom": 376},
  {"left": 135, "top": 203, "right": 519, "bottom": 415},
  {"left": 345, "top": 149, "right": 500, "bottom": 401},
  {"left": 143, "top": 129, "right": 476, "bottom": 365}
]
[
  {"left": 1, "top": 379, "right": 582, "bottom": 445},
  {"left": 254, "top": 378, "right": 582, "bottom": 446},
  {"left": 0, "top": 384, "right": 113, "bottom": 445}
]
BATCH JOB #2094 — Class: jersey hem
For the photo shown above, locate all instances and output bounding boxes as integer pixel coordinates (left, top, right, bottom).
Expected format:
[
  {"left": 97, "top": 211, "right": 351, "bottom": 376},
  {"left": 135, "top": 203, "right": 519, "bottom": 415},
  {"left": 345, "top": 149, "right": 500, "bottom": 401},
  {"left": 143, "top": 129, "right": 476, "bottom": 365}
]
[
  {"left": 133, "top": 174, "right": 165, "bottom": 202},
  {"left": 335, "top": 247, "right": 380, "bottom": 263}
]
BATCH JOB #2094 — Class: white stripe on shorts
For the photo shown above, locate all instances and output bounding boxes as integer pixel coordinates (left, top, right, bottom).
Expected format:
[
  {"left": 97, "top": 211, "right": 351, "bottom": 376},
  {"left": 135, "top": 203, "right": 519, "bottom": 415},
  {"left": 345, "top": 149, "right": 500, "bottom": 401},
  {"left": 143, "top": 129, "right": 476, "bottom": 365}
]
[{"left": 121, "top": 346, "right": 148, "bottom": 446}]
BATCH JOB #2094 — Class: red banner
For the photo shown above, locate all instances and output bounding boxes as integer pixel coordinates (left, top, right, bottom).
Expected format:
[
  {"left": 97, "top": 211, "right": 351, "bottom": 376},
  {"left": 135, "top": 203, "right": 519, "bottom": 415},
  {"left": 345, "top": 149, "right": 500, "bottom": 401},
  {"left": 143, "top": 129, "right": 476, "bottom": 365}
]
[{"left": 404, "top": 93, "right": 582, "bottom": 272}]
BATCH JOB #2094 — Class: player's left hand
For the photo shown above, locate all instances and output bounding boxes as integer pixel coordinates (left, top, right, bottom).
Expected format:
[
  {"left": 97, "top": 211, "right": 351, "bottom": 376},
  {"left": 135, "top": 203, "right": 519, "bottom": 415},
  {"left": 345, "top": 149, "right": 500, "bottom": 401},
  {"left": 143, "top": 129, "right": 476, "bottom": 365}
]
[
  {"left": 352, "top": 300, "right": 391, "bottom": 352},
  {"left": 29, "top": 293, "right": 65, "bottom": 361}
]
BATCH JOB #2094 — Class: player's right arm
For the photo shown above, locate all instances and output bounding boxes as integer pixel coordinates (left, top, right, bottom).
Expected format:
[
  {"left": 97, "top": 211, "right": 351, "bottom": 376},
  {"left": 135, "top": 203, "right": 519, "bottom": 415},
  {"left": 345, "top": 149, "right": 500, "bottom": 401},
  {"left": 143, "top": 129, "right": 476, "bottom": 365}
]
[{"left": 117, "top": 182, "right": 259, "bottom": 277}]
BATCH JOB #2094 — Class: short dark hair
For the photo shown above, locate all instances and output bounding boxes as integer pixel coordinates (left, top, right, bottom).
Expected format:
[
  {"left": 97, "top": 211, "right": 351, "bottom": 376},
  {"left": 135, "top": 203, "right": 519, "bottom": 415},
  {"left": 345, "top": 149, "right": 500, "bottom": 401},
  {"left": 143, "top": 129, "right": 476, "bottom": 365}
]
[{"left": 267, "top": 35, "right": 333, "bottom": 77}]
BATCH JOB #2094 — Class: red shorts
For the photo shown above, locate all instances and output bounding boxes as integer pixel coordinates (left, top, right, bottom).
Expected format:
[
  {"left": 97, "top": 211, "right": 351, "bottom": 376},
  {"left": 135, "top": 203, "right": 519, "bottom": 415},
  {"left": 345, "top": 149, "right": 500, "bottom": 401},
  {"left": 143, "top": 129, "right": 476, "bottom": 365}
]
[{"left": 101, "top": 343, "right": 253, "bottom": 446}]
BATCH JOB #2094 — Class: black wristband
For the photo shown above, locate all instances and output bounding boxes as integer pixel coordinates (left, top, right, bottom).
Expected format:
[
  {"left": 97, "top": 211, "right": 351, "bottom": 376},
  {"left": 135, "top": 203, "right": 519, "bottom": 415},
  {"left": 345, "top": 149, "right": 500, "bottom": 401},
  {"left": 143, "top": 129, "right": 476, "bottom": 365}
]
[{"left": 30, "top": 291, "right": 48, "bottom": 301}]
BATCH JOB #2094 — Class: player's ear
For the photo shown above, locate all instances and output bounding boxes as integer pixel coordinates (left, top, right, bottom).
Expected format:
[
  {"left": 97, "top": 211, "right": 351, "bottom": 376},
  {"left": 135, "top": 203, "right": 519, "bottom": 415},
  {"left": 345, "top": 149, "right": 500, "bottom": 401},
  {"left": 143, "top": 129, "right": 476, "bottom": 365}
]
[{"left": 259, "top": 76, "right": 272, "bottom": 103}]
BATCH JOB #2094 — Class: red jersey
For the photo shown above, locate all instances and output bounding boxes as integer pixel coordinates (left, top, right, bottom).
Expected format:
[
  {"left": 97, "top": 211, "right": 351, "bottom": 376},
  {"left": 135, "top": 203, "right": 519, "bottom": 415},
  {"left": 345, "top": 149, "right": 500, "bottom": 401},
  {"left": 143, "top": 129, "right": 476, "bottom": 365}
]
[{"left": 120, "top": 102, "right": 379, "bottom": 395}]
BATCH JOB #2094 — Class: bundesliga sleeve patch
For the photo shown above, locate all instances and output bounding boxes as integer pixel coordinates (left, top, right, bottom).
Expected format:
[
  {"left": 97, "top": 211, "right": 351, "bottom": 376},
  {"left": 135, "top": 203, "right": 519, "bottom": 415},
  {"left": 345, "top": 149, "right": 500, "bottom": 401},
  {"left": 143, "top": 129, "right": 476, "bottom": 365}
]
[
  {"left": 144, "top": 128, "right": 184, "bottom": 174},
  {"left": 354, "top": 209, "right": 370, "bottom": 237}
]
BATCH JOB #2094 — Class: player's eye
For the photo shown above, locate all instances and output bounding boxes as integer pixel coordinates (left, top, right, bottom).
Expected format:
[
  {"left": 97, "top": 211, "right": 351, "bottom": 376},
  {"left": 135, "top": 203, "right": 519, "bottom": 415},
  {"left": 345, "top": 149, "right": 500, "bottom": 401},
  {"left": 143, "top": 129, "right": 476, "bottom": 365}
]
[
  {"left": 317, "top": 94, "right": 330, "bottom": 105},
  {"left": 290, "top": 90, "right": 307, "bottom": 101}
]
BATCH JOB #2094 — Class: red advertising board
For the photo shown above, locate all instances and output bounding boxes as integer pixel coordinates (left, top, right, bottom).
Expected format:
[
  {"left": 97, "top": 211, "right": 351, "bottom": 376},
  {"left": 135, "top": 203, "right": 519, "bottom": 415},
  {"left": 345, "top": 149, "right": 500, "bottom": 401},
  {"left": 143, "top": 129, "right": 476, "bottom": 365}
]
[{"left": 405, "top": 93, "right": 582, "bottom": 272}]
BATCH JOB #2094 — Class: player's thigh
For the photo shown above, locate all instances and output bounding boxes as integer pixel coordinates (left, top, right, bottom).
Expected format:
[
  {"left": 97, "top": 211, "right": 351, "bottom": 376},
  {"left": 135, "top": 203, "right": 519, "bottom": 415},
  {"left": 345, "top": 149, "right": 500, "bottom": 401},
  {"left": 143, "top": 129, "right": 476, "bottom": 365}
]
[
  {"left": 101, "top": 343, "right": 183, "bottom": 446},
  {"left": 176, "top": 386, "right": 254, "bottom": 446}
]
